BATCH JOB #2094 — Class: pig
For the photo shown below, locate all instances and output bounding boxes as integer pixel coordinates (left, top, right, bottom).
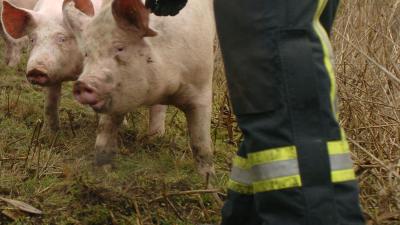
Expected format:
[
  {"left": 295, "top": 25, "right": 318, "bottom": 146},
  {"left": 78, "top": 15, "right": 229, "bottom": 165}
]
[
  {"left": 2, "top": 0, "right": 167, "bottom": 136},
  {"left": 63, "top": 0, "right": 215, "bottom": 177},
  {"left": 1, "top": 0, "right": 102, "bottom": 131},
  {"left": 0, "top": 0, "right": 38, "bottom": 66}
]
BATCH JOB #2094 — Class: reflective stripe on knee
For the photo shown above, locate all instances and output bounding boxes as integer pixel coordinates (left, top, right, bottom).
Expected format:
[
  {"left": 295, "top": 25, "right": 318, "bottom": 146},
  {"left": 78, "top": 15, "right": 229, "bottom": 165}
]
[{"left": 228, "top": 139, "right": 356, "bottom": 194}]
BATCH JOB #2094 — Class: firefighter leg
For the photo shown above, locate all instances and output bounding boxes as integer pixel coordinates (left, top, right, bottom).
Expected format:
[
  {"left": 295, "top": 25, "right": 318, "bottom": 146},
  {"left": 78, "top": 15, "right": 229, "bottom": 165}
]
[{"left": 214, "top": 0, "right": 365, "bottom": 224}]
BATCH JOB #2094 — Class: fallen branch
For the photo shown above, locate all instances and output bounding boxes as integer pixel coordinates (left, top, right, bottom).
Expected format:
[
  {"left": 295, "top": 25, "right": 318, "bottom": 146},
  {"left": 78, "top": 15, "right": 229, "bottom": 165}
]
[
  {"left": 149, "top": 189, "right": 221, "bottom": 203},
  {"left": 0, "top": 197, "right": 43, "bottom": 215},
  {"left": 164, "top": 197, "right": 184, "bottom": 221},
  {"left": 0, "top": 157, "right": 27, "bottom": 161},
  {"left": 132, "top": 198, "right": 143, "bottom": 225}
]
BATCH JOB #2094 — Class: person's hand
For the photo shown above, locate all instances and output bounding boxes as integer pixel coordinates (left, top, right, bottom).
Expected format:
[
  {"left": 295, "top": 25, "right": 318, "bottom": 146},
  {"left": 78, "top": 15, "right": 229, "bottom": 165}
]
[{"left": 145, "top": 0, "right": 188, "bottom": 16}]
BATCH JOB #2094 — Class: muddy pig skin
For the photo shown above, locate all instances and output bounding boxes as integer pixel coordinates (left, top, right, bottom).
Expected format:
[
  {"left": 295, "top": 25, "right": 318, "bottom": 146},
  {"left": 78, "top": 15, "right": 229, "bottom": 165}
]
[
  {"left": 0, "top": 0, "right": 38, "bottom": 67},
  {"left": 63, "top": 0, "right": 215, "bottom": 177}
]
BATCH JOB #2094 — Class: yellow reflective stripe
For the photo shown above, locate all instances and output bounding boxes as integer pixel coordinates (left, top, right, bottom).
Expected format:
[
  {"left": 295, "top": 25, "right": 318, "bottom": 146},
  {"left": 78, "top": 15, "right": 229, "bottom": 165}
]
[
  {"left": 227, "top": 179, "right": 253, "bottom": 195},
  {"left": 331, "top": 169, "right": 356, "bottom": 183},
  {"left": 313, "top": 0, "right": 338, "bottom": 119},
  {"left": 340, "top": 128, "right": 347, "bottom": 143},
  {"left": 327, "top": 140, "right": 350, "bottom": 155},
  {"left": 229, "top": 168, "right": 355, "bottom": 194},
  {"left": 253, "top": 175, "right": 302, "bottom": 193},
  {"left": 229, "top": 138, "right": 355, "bottom": 193},
  {"left": 314, "top": 0, "right": 327, "bottom": 19},
  {"left": 231, "top": 169, "right": 354, "bottom": 194},
  {"left": 232, "top": 155, "right": 250, "bottom": 170},
  {"left": 247, "top": 146, "right": 297, "bottom": 166},
  {"left": 340, "top": 128, "right": 347, "bottom": 138}
]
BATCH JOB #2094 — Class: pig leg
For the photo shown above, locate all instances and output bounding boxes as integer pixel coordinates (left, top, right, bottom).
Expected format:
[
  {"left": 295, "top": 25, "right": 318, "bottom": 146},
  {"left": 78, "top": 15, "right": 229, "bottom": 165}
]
[
  {"left": 183, "top": 101, "right": 222, "bottom": 205},
  {"left": 1, "top": 29, "right": 22, "bottom": 67},
  {"left": 94, "top": 114, "right": 124, "bottom": 166},
  {"left": 183, "top": 102, "right": 215, "bottom": 179},
  {"left": 44, "top": 83, "right": 62, "bottom": 132},
  {"left": 147, "top": 104, "right": 167, "bottom": 137},
  {"left": 4, "top": 40, "right": 22, "bottom": 67}
]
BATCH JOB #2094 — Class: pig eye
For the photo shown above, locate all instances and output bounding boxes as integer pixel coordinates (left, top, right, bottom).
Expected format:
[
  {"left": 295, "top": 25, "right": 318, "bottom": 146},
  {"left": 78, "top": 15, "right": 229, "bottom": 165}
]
[
  {"left": 116, "top": 46, "right": 125, "bottom": 52},
  {"left": 56, "top": 34, "right": 67, "bottom": 44}
]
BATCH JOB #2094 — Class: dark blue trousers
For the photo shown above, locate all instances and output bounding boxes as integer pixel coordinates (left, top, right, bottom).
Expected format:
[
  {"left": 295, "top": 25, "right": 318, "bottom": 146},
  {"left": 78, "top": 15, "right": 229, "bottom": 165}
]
[{"left": 214, "top": 0, "right": 365, "bottom": 224}]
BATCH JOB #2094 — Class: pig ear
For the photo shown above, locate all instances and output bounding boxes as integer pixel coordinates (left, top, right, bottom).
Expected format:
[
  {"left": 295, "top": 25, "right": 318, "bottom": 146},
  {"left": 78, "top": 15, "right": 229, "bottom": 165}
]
[
  {"left": 2, "top": 1, "right": 37, "bottom": 39},
  {"left": 62, "top": 0, "right": 94, "bottom": 35},
  {"left": 63, "top": 0, "right": 95, "bottom": 17},
  {"left": 111, "top": 0, "right": 157, "bottom": 37}
]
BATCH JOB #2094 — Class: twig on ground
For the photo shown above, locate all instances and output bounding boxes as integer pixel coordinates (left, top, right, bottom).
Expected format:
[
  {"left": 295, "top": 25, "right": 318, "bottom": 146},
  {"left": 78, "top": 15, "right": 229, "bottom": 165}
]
[
  {"left": 164, "top": 197, "right": 185, "bottom": 222},
  {"left": 132, "top": 198, "right": 143, "bottom": 225},
  {"left": 149, "top": 189, "right": 221, "bottom": 203}
]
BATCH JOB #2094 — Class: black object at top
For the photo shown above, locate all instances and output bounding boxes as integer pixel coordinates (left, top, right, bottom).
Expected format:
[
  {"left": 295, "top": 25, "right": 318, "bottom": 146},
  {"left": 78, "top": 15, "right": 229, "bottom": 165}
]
[{"left": 145, "top": 0, "right": 188, "bottom": 16}]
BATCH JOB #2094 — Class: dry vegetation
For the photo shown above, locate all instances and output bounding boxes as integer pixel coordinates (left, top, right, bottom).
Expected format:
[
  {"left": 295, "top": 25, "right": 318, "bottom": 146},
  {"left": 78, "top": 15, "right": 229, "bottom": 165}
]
[
  {"left": 0, "top": 0, "right": 399, "bottom": 224},
  {"left": 334, "top": 0, "right": 400, "bottom": 224}
]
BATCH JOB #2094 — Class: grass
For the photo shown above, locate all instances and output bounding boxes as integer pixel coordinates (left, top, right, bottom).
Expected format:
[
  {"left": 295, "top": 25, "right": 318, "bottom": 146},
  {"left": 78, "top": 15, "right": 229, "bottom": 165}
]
[
  {"left": 0, "top": 39, "right": 234, "bottom": 224},
  {"left": 1, "top": 0, "right": 400, "bottom": 224},
  {"left": 0, "top": 38, "right": 235, "bottom": 224}
]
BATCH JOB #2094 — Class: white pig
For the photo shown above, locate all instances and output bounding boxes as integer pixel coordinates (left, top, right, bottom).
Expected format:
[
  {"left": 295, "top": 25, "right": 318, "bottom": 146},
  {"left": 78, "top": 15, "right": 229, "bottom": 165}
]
[
  {"left": 63, "top": 0, "right": 215, "bottom": 177},
  {"left": 2, "top": 0, "right": 103, "bottom": 87},
  {"left": 0, "top": 0, "right": 38, "bottom": 66},
  {"left": 2, "top": 0, "right": 166, "bottom": 136},
  {"left": 1, "top": 0, "right": 102, "bottom": 131}
]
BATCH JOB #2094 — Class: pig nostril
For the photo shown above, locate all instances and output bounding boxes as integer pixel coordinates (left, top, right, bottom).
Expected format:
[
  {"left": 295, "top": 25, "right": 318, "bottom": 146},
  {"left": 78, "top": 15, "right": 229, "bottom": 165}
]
[
  {"left": 84, "top": 87, "right": 93, "bottom": 94},
  {"left": 72, "top": 82, "right": 99, "bottom": 106}
]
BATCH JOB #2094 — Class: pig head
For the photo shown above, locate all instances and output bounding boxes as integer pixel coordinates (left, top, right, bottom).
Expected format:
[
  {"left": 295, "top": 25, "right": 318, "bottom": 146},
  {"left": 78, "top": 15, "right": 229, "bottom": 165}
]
[{"left": 2, "top": 0, "right": 92, "bottom": 86}]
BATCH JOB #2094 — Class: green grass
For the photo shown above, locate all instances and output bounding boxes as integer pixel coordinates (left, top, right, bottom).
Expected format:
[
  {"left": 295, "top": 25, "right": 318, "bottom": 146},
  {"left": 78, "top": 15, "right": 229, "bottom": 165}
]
[{"left": 0, "top": 42, "right": 237, "bottom": 224}]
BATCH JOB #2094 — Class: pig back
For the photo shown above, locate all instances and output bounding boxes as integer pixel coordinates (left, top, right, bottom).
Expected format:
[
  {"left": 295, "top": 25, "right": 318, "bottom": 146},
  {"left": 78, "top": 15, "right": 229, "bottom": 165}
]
[
  {"left": 148, "top": 0, "right": 215, "bottom": 81},
  {"left": 11, "top": 0, "right": 38, "bottom": 9},
  {"left": 2, "top": 0, "right": 38, "bottom": 10}
]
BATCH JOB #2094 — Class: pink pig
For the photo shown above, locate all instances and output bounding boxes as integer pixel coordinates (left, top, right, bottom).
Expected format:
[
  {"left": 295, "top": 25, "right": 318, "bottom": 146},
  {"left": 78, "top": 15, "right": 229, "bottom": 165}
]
[
  {"left": 63, "top": 0, "right": 215, "bottom": 177},
  {"left": 2, "top": 0, "right": 102, "bottom": 131}
]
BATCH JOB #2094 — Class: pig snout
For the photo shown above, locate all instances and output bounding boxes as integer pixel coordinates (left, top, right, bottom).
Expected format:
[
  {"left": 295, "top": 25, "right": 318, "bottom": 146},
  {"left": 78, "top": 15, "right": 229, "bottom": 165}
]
[
  {"left": 26, "top": 69, "right": 50, "bottom": 86},
  {"left": 73, "top": 81, "right": 103, "bottom": 108}
]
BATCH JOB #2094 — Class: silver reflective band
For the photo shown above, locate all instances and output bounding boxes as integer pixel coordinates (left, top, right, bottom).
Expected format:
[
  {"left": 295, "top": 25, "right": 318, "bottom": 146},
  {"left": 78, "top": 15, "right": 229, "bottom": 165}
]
[
  {"left": 330, "top": 153, "right": 353, "bottom": 171},
  {"left": 230, "top": 166, "right": 253, "bottom": 185},
  {"left": 253, "top": 159, "right": 299, "bottom": 181},
  {"left": 230, "top": 153, "right": 354, "bottom": 185}
]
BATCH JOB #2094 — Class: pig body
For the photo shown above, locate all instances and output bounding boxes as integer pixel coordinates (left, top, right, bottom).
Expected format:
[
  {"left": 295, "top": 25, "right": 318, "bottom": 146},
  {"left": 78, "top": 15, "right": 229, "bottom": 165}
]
[
  {"left": 0, "top": 0, "right": 38, "bottom": 66},
  {"left": 64, "top": 0, "right": 215, "bottom": 176}
]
